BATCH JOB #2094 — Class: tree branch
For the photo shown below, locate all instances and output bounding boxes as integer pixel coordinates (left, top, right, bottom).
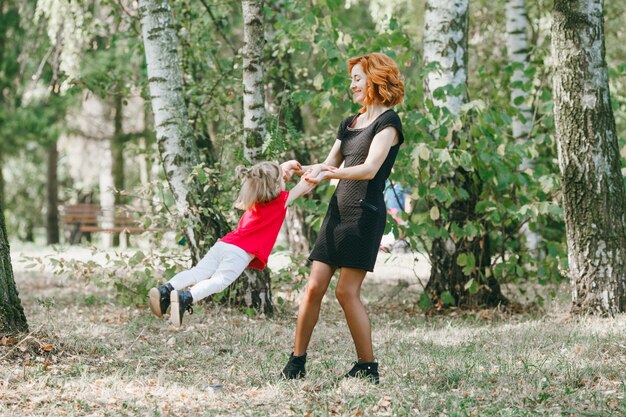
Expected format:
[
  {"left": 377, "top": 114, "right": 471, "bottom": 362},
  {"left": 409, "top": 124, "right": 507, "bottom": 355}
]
[{"left": 198, "top": 0, "right": 239, "bottom": 54}]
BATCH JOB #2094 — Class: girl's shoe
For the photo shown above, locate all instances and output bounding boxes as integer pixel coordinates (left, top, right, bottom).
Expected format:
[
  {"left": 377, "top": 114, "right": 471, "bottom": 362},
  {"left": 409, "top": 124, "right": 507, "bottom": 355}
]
[
  {"left": 281, "top": 352, "right": 307, "bottom": 379},
  {"left": 148, "top": 283, "right": 174, "bottom": 317},
  {"left": 345, "top": 361, "right": 379, "bottom": 384},
  {"left": 170, "top": 290, "right": 194, "bottom": 327}
]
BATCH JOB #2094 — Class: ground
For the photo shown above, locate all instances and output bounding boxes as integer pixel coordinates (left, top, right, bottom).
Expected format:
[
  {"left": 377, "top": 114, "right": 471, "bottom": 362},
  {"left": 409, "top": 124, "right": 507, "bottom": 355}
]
[{"left": 1, "top": 244, "right": 625, "bottom": 416}]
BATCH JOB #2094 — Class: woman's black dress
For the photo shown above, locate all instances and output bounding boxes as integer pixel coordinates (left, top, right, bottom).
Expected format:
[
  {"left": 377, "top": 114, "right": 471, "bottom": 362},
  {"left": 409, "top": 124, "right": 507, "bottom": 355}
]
[{"left": 309, "top": 109, "right": 404, "bottom": 272}]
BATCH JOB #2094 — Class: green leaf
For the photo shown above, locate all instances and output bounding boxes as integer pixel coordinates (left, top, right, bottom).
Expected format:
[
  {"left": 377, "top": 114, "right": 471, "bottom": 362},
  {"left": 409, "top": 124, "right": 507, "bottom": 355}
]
[
  {"left": 429, "top": 206, "right": 440, "bottom": 221},
  {"left": 440, "top": 291, "right": 455, "bottom": 305},
  {"left": 418, "top": 292, "right": 433, "bottom": 311},
  {"left": 464, "top": 278, "right": 479, "bottom": 294},
  {"left": 129, "top": 251, "right": 145, "bottom": 267}
]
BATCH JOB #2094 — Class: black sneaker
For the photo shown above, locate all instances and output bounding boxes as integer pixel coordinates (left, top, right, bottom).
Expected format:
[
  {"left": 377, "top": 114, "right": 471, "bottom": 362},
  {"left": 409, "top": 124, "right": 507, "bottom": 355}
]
[
  {"left": 345, "top": 361, "right": 379, "bottom": 384},
  {"left": 170, "top": 290, "right": 193, "bottom": 327},
  {"left": 148, "top": 283, "right": 174, "bottom": 317},
  {"left": 281, "top": 352, "right": 307, "bottom": 379}
]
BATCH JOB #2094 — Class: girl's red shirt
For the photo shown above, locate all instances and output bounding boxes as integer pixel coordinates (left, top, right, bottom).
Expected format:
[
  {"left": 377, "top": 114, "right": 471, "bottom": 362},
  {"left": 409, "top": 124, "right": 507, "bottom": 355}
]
[{"left": 220, "top": 191, "right": 289, "bottom": 270}]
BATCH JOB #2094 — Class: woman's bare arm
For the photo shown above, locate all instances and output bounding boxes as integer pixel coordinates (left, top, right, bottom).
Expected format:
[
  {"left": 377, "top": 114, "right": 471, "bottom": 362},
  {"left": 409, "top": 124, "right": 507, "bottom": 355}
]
[{"left": 305, "top": 127, "right": 398, "bottom": 184}]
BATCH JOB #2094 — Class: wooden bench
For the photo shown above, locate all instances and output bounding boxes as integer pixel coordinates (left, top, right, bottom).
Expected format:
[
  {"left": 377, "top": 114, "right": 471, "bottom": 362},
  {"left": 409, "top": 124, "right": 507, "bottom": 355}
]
[{"left": 62, "top": 204, "right": 145, "bottom": 234}]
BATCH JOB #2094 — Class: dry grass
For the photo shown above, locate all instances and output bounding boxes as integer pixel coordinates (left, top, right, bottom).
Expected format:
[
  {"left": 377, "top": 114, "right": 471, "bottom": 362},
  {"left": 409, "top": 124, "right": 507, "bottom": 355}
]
[{"left": 1, "top": 266, "right": 625, "bottom": 416}]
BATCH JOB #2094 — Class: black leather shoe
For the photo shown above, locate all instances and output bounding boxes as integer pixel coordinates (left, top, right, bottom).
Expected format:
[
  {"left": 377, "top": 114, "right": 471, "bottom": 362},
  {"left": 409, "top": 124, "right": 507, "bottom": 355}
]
[
  {"left": 170, "top": 290, "right": 194, "bottom": 327},
  {"left": 148, "top": 283, "right": 174, "bottom": 317},
  {"left": 345, "top": 361, "right": 379, "bottom": 384},
  {"left": 281, "top": 352, "right": 307, "bottom": 379}
]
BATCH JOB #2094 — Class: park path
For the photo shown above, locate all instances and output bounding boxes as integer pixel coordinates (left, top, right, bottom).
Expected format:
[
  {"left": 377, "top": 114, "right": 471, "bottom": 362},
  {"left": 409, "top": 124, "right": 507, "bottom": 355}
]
[{"left": 9, "top": 243, "right": 431, "bottom": 287}]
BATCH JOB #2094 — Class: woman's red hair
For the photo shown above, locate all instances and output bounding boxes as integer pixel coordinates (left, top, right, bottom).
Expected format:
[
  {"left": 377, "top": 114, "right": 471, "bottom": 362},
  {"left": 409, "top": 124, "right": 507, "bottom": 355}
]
[{"left": 348, "top": 53, "right": 404, "bottom": 113}]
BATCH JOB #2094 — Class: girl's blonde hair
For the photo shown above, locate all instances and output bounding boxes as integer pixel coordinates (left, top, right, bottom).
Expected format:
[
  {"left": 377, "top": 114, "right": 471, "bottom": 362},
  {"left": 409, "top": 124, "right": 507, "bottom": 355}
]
[{"left": 234, "top": 161, "right": 283, "bottom": 210}]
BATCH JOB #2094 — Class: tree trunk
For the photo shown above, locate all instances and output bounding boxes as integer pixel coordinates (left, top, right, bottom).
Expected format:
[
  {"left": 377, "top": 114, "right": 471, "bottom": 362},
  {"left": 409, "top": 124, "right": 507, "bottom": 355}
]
[
  {"left": 46, "top": 142, "right": 60, "bottom": 245},
  {"left": 100, "top": 139, "right": 115, "bottom": 249},
  {"left": 138, "top": 0, "right": 208, "bottom": 263},
  {"left": 506, "top": 0, "right": 539, "bottom": 253},
  {"left": 112, "top": 92, "right": 126, "bottom": 247},
  {"left": 242, "top": 0, "right": 267, "bottom": 162},
  {"left": 506, "top": 0, "right": 532, "bottom": 141},
  {"left": 233, "top": 0, "right": 273, "bottom": 313},
  {"left": 0, "top": 154, "right": 5, "bottom": 213},
  {"left": 0, "top": 203, "right": 28, "bottom": 335},
  {"left": 423, "top": 0, "right": 469, "bottom": 116},
  {"left": 139, "top": 0, "right": 272, "bottom": 314},
  {"left": 423, "top": 0, "right": 506, "bottom": 308},
  {"left": 552, "top": 0, "right": 626, "bottom": 316}
]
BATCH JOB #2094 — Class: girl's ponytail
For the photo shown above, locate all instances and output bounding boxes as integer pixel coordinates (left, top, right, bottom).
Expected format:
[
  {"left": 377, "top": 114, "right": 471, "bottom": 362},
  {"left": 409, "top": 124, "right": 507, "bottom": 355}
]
[{"left": 233, "top": 161, "right": 282, "bottom": 211}]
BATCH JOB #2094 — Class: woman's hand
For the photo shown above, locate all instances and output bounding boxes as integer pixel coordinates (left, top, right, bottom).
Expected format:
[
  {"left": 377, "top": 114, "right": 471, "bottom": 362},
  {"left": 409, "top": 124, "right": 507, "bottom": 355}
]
[
  {"left": 304, "top": 165, "right": 337, "bottom": 184},
  {"left": 280, "top": 160, "right": 302, "bottom": 180}
]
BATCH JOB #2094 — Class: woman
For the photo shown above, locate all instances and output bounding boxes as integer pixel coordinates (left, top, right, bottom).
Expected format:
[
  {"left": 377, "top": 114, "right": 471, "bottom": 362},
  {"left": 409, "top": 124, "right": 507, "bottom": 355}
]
[{"left": 282, "top": 52, "right": 404, "bottom": 384}]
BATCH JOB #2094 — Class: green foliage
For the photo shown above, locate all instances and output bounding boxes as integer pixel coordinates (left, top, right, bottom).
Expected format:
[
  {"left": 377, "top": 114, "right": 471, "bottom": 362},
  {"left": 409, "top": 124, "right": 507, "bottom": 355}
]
[
  {"left": 397, "top": 60, "right": 566, "bottom": 291},
  {"left": 7, "top": 0, "right": 626, "bottom": 310},
  {"left": 25, "top": 247, "right": 190, "bottom": 306}
]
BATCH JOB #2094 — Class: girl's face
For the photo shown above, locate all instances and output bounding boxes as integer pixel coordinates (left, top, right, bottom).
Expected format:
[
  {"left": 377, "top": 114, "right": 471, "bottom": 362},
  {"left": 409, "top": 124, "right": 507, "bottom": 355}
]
[
  {"left": 279, "top": 173, "right": 286, "bottom": 191},
  {"left": 350, "top": 64, "right": 367, "bottom": 104}
]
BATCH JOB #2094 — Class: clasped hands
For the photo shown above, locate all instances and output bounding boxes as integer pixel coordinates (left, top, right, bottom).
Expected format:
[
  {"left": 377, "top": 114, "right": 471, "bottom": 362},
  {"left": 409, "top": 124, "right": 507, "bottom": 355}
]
[{"left": 281, "top": 160, "right": 337, "bottom": 185}]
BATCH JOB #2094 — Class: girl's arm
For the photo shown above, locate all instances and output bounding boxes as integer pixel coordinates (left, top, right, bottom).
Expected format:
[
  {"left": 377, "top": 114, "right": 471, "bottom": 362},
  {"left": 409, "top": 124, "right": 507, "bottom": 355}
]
[
  {"left": 305, "top": 127, "right": 398, "bottom": 184},
  {"left": 286, "top": 177, "right": 316, "bottom": 206}
]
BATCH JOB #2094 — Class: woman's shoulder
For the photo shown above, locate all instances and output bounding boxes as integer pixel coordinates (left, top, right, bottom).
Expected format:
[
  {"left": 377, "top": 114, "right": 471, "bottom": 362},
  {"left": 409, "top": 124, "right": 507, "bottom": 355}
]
[
  {"left": 379, "top": 109, "right": 402, "bottom": 126},
  {"left": 337, "top": 114, "right": 358, "bottom": 139},
  {"left": 374, "top": 109, "right": 403, "bottom": 132},
  {"left": 374, "top": 109, "right": 404, "bottom": 145}
]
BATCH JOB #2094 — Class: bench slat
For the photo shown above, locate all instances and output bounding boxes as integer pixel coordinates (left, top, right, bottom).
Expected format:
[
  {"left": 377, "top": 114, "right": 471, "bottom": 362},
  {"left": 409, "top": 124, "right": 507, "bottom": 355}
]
[{"left": 62, "top": 204, "right": 146, "bottom": 234}]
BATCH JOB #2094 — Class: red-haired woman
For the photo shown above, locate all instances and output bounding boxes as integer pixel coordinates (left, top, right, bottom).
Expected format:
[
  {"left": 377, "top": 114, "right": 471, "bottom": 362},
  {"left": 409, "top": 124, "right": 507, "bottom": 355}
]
[{"left": 282, "top": 53, "right": 404, "bottom": 384}]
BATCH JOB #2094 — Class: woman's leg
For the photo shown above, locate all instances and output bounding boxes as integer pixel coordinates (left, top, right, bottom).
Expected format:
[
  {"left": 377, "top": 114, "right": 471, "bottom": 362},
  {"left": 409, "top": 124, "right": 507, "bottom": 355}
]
[
  {"left": 293, "top": 261, "right": 336, "bottom": 356},
  {"left": 335, "top": 267, "right": 374, "bottom": 362}
]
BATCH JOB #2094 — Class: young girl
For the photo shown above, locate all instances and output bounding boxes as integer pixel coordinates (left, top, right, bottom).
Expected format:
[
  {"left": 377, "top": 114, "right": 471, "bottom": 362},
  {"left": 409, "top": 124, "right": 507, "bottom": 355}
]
[{"left": 148, "top": 160, "right": 312, "bottom": 327}]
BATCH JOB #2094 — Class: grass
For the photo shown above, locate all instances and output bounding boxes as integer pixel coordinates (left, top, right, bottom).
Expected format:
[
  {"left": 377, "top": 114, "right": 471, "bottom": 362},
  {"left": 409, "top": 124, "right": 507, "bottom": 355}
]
[{"left": 1, "top": 268, "right": 625, "bottom": 416}]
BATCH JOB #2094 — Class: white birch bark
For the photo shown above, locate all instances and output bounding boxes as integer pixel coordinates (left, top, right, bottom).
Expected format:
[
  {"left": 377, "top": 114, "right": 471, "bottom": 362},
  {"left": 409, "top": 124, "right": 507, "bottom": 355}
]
[
  {"left": 138, "top": 0, "right": 201, "bottom": 262},
  {"left": 242, "top": 0, "right": 267, "bottom": 163},
  {"left": 552, "top": 0, "right": 626, "bottom": 315},
  {"left": 99, "top": 139, "right": 114, "bottom": 248},
  {"left": 506, "top": 0, "right": 538, "bottom": 253},
  {"left": 422, "top": 0, "right": 507, "bottom": 307},
  {"left": 423, "top": 0, "right": 468, "bottom": 116},
  {"left": 138, "top": 0, "right": 273, "bottom": 313},
  {"left": 506, "top": 0, "right": 532, "bottom": 140}
]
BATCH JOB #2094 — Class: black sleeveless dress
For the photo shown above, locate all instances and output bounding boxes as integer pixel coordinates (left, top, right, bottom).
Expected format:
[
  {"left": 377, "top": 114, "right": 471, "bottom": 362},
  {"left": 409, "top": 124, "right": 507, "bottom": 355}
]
[{"left": 309, "top": 109, "right": 404, "bottom": 271}]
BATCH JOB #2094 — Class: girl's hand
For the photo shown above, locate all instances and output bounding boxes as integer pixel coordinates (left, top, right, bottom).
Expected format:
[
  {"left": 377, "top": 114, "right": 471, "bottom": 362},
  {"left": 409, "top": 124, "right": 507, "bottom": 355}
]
[
  {"left": 281, "top": 160, "right": 302, "bottom": 180},
  {"left": 304, "top": 166, "right": 336, "bottom": 184}
]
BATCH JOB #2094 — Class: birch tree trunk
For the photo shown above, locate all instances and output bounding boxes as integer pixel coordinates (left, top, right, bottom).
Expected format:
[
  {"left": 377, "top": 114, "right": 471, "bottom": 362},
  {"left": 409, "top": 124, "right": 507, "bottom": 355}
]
[
  {"left": 242, "top": 0, "right": 267, "bottom": 162},
  {"left": 506, "top": 0, "right": 532, "bottom": 141},
  {"left": 138, "top": 0, "right": 205, "bottom": 263},
  {"left": 234, "top": 0, "right": 273, "bottom": 312},
  {"left": 99, "top": 139, "right": 115, "bottom": 249},
  {"left": 0, "top": 203, "right": 28, "bottom": 335},
  {"left": 423, "top": 0, "right": 506, "bottom": 308},
  {"left": 552, "top": 0, "right": 626, "bottom": 316},
  {"left": 423, "top": 0, "right": 469, "bottom": 117},
  {"left": 139, "top": 0, "right": 272, "bottom": 314},
  {"left": 506, "top": 0, "right": 539, "bottom": 253}
]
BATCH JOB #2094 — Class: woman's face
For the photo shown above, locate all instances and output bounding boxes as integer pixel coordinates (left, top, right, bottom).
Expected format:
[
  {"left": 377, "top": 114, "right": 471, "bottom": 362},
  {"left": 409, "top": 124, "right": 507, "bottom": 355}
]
[{"left": 350, "top": 64, "right": 367, "bottom": 104}]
